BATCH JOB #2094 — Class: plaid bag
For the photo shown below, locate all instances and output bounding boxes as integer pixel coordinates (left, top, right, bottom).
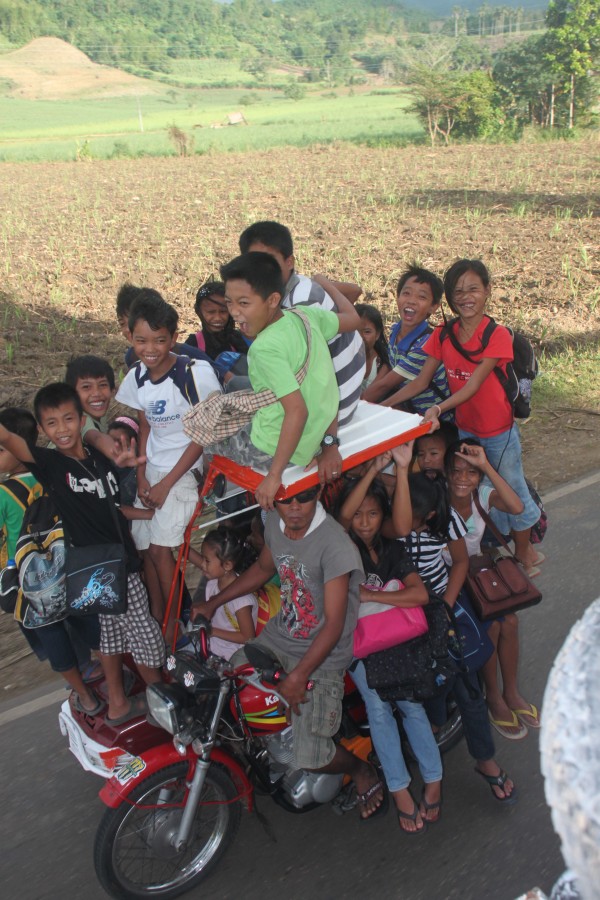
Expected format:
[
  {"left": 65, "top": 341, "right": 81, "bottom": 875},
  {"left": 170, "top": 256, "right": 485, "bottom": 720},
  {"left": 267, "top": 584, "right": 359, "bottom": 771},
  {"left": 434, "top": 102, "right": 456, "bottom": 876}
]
[{"left": 183, "top": 309, "right": 312, "bottom": 447}]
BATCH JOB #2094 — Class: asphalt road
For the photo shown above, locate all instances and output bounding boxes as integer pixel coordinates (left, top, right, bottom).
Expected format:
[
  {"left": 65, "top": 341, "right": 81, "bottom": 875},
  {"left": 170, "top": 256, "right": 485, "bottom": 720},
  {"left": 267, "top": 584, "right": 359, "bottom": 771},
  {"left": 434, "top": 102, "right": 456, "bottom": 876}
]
[{"left": 1, "top": 472, "right": 599, "bottom": 900}]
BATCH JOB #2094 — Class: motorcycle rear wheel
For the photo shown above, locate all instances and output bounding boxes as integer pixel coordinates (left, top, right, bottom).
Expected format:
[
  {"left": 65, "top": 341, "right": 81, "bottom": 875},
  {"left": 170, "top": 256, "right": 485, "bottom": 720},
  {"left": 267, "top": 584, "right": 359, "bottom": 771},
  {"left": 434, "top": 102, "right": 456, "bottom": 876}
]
[{"left": 94, "top": 762, "right": 241, "bottom": 900}]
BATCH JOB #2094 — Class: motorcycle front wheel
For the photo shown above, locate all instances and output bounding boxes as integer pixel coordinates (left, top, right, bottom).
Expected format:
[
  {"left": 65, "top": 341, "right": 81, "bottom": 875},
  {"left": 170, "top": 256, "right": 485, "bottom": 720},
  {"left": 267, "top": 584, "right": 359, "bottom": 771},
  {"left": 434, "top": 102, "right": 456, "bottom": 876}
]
[{"left": 94, "top": 762, "right": 241, "bottom": 900}]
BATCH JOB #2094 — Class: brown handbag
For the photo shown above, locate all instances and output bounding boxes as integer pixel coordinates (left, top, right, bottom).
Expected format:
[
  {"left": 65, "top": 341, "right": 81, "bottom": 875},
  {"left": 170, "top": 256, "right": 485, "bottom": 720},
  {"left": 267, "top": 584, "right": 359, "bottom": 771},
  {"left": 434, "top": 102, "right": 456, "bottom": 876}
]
[{"left": 464, "top": 492, "right": 542, "bottom": 621}]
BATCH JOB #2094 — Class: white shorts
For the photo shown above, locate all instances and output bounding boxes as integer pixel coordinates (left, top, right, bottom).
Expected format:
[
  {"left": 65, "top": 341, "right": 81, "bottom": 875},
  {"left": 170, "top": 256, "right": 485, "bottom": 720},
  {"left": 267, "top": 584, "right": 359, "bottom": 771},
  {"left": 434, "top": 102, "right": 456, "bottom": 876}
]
[{"left": 131, "top": 462, "right": 200, "bottom": 550}]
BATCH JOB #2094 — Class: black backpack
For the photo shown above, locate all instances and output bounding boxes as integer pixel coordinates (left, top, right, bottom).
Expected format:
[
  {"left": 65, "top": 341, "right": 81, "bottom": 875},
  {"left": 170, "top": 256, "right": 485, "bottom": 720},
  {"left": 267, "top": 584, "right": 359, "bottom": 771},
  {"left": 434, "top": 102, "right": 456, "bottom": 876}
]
[
  {"left": 440, "top": 316, "right": 538, "bottom": 419},
  {"left": 363, "top": 596, "right": 458, "bottom": 703}
]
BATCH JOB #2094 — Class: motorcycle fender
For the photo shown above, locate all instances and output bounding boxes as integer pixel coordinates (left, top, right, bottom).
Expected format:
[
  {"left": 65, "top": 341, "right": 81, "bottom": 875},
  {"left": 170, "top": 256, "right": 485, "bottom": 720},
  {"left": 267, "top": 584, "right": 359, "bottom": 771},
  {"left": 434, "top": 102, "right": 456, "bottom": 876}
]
[{"left": 98, "top": 744, "right": 253, "bottom": 812}]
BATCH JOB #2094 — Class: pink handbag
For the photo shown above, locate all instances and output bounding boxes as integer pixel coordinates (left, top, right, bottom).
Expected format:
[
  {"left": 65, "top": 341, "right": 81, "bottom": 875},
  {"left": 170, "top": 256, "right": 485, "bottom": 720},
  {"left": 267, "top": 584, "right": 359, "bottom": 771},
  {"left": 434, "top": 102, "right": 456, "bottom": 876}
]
[{"left": 353, "top": 580, "right": 428, "bottom": 659}]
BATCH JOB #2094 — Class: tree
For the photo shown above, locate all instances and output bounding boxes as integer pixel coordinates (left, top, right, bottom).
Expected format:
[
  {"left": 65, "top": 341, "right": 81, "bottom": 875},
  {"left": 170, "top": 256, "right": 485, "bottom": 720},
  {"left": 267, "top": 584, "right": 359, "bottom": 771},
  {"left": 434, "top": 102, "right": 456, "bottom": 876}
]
[{"left": 544, "top": 0, "right": 600, "bottom": 128}]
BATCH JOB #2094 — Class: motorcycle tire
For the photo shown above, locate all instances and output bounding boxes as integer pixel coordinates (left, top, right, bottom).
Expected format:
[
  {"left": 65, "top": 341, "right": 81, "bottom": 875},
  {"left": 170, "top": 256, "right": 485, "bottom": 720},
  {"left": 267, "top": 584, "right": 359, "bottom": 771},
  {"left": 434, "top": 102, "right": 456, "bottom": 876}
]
[{"left": 94, "top": 762, "right": 241, "bottom": 900}]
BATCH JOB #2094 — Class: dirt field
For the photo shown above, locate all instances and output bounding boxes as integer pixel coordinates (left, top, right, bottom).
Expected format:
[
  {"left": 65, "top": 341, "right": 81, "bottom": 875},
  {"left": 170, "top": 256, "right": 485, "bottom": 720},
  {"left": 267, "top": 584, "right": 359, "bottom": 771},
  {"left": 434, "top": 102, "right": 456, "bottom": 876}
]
[{"left": 1, "top": 139, "right": 598, "bottom": 697}]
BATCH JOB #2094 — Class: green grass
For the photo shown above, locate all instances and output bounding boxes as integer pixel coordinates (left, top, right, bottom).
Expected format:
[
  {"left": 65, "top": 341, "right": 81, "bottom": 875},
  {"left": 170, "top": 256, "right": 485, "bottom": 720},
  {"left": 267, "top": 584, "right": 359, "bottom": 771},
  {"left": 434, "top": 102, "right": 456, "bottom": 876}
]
[
  {"left": 0, "top": 89, "right": 422, "bottom": 161},
  {"left": 534, "top": 344, "right": 600, "bottom": 408}
]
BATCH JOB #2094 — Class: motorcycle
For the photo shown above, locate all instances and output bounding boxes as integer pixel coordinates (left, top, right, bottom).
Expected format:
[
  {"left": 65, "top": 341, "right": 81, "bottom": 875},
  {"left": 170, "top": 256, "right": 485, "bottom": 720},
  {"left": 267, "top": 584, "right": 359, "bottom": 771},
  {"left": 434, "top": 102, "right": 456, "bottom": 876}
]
[{"left": 87, "top": 618, "right": 462, "bottom": 900}]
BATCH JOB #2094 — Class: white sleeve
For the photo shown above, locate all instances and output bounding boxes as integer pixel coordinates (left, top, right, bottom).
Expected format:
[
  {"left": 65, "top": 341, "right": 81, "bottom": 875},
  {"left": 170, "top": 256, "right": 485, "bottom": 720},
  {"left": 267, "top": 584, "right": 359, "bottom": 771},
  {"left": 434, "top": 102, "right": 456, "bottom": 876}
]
[
  {"left": 191, "top": 360, "right": 222, "bottom": 402},
  {"left": 115, "top": 368, "right": 143, "bottom": 411}
]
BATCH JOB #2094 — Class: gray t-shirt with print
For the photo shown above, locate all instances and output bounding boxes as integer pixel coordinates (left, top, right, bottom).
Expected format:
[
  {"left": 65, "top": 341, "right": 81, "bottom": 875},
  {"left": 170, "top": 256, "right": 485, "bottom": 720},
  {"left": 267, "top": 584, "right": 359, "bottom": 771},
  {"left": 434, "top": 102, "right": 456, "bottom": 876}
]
[{"left": 263, "top": 510, "right": 364, "bottom": 670}]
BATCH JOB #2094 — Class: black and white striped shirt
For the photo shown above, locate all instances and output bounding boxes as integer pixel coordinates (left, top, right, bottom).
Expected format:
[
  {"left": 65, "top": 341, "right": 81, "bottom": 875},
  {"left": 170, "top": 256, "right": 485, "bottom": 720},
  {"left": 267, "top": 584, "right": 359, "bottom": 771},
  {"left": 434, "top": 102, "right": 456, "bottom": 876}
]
[
  {"left": 283, "top": 273, "right": 365, "bottom": 426},
  {"left": 400, "top": 508, "right": 468, "bottom": 596}
]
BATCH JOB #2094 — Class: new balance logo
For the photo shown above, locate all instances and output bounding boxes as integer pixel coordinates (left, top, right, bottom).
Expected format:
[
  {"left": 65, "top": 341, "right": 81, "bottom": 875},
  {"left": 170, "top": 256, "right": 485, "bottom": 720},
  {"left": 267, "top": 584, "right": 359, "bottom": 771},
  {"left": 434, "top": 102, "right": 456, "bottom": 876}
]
[{"left": 147, "top": 400, "right": 167, "bottom": 415}]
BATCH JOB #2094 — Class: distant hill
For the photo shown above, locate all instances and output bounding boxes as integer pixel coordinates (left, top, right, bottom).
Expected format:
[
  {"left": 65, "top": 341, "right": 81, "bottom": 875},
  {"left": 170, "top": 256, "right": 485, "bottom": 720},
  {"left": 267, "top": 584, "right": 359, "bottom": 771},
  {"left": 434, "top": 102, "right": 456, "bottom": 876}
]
[
  {"left": 406, "top": 0, "right": 544, "bottom": 11},
  {"left": 0, "top": 37, "right": 160, "bottom": 100}
]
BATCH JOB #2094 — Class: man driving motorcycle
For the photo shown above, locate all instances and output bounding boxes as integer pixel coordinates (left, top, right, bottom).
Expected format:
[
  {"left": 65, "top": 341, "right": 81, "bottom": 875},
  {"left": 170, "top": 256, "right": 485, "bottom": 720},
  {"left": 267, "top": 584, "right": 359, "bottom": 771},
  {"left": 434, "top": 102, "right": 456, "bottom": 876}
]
[{"left": 193, "top": 484, "right": 387, "bottom": 819}]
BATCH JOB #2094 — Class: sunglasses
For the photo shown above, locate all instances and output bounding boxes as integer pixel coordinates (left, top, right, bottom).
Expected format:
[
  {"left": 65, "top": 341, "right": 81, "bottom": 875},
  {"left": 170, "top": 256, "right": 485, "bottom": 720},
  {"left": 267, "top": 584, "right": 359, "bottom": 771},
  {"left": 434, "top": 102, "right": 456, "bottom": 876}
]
[{"left": 276, "top": 486, "right": 320, "bottom": 505}]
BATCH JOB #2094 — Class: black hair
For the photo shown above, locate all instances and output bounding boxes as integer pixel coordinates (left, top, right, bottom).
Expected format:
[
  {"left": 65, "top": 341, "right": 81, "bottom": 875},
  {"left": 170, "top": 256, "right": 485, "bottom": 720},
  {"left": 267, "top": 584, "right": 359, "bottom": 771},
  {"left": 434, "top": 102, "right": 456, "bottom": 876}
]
[
  {"left": 0, "top": 407, "right": 37, "bottom": 444},
  {"left": 414, "top": 422, "right": 459, "bottom": 456},
  {"left": 443, "top": 259, "right": 491, "bottom": 313},
  {"left": 116, "top": 282, "right": 142, "bottom": 318},
  {"left": 444, "top": 438, "right": 484, "bottom": 483},
  {"left": 33, "top": 383, "right": 83, "bottom": 423},
  {"left": 128, "top": 289, "right": 178, "bottom": 335},
  {"left": 193, "top": 280, "right": 248, "bottom": 358},
  {"left": 202, "top": 526, "right": 253, "bottom": 573},
  {"left": 107, "top": 416, "right": 139, "bottom": 444},
  {"left": 239, "top": 220, "right": 294, "bottom": 258},
  {"left": 335, "top": 476, "right": 391, "bottom": 565},
  {"left": 65, "top": 354, "right": 116, "bottom": 391},
  {"left": 408, "top": 472, "right": 451, "bottom": 540},
  {"left": 397, "top": 265, "right": 444, "bottom": 305},
  {"left": 355, "top": 303, "right": 390, "bottom": 368},
  {"left": 220, "top": 252, "right": 285, "bottom": 302}
]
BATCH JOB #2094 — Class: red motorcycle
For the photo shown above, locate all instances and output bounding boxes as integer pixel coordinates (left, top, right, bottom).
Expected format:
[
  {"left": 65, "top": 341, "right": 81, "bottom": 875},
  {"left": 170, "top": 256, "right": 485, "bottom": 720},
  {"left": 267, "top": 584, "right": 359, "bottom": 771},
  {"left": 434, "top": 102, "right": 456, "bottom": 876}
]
[{"left": 90, "top": 620, "right": 372, "bottom": 900}]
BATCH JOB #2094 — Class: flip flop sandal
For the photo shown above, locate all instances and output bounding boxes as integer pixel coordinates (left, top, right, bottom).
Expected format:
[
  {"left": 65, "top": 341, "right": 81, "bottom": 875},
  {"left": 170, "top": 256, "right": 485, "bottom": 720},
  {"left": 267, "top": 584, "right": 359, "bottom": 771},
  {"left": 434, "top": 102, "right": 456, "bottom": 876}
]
[
  {"left": 512, "top": 703, "right": 541, "bottom": 729},
  {"left": 397, "top": 802, "right": 427, "bottom": 836},
  {"left": 80, "top": 660, "right": 103, "bottom": 684},
  {"left": 357, "top": 778, "right": 389, "bottom": 822},
  {"left": 73, "top": 688, "right": 105, "bottom": 718},
  {"left": 420, "top": 788, "right": 442, "bottom": 825},
  {"left": 105, "top": 694, "right": 148, "bottom": 727},
  {"left": 474, "top": 767, "right": 518, "bottom": 805},
  {"left": 533, "top": 551, "right": 546, "bottom": 566},
  {"left": 488, "top": 710, "right": 528, "bottom": 741}
]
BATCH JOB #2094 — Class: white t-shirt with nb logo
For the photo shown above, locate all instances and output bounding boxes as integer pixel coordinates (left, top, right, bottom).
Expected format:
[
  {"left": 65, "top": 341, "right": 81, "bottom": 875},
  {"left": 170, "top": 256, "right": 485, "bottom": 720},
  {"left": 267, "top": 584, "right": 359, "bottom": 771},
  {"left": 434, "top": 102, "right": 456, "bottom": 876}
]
[{"left": 116, "top": 356, "right": 221, "bottom": 470}]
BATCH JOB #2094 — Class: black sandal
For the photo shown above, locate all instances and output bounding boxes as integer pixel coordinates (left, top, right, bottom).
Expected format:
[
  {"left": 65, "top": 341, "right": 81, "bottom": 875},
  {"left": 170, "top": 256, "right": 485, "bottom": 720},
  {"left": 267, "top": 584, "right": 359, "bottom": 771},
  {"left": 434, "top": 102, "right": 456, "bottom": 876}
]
[
  {"left": 397, "top": 801, "right": 427, "bottom": 836},
  {"left": 420, "top": 786, "right": 442, "bottom": 824},
  {"left": 474, "top": 767, "right": 518, "bottom": 805}
]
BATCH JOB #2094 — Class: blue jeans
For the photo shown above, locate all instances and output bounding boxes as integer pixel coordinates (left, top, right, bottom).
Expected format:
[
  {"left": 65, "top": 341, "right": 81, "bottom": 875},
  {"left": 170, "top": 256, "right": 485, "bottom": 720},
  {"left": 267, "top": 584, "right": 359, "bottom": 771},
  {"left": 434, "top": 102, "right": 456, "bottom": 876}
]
[
  {"left": 426, "top": 671, "right": 495, "bottom": 762},
  {"left": 458, "top": 425, "right": 540, "bottom": 533},
  {"left": 351, "top": 661, "right": 442, "bottom": 792}
]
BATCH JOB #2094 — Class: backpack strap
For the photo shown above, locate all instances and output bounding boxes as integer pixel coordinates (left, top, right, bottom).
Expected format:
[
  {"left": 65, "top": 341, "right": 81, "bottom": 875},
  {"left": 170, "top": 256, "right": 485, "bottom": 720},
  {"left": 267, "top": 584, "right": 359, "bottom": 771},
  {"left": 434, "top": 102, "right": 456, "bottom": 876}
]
[
  {"left": 171, "top": 355, "right": 200, "bottom": 407},
  {"left": 440, "top": 316, "right": 497, "bottom": 360},
  {"left": 195, "top": 331, "right": 206, "bottom": 352},
  {"left": 0, "top": 477, "right": 35, "bottom": 511},
  {"left": 473, "top": 490, "right": 514, "bottom": 557}
]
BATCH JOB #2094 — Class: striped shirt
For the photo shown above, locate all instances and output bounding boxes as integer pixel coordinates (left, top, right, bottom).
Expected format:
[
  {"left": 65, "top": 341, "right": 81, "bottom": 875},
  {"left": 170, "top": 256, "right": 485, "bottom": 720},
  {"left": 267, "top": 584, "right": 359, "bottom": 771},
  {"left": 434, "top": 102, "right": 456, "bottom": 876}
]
[
  {"left": 283, "top": 273, "right": 365, "bottom": 426},
  {"left": 399, "top": 507, "right": 467, "bottom": 596},
  {"left": 389, "top": 321, "right": 451, "bottom": 419}
]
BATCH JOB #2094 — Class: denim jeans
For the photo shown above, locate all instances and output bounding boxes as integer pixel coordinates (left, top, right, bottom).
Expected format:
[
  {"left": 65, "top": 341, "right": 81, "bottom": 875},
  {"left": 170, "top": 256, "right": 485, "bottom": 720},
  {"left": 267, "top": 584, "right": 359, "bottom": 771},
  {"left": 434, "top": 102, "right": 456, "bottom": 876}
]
[
  {"left": 458, "top": 425, "right": 540, "bottom": 534},
  {"left": 351, "top": 661, "right": 443, "bottom": 792},
  {"left": 426, "top": 671, "right": 495, "bottom": 763}
]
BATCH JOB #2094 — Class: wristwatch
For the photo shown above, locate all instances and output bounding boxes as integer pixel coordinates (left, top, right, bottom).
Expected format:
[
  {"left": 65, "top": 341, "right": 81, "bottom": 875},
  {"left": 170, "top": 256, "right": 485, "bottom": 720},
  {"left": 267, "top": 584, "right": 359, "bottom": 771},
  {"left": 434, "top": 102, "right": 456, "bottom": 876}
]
[{"left": 321, "top": 434, "right": 340, "bottom": 449}]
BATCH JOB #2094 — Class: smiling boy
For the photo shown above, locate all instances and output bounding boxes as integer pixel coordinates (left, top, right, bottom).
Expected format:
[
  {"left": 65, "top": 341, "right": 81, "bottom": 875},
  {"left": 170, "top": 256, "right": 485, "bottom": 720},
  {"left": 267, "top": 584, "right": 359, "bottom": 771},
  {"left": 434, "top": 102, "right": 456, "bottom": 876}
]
[
  {"left": 239, "top": 221, "right": 365, "bottom": 483},
  {"left": 362, "top": 266, "right": 451, "bottom": 417},
  {"left": 185, "top": 252, "right": 361, "bottom": 510},
  {"left": 116, "top": 289, "right": 221, "bottom": 630},
  {"left": 0, "top": 384, "right": 165, "bottom": 723},
  {"left": 63, "top": 355, "right": 115, "bottom": 435}
]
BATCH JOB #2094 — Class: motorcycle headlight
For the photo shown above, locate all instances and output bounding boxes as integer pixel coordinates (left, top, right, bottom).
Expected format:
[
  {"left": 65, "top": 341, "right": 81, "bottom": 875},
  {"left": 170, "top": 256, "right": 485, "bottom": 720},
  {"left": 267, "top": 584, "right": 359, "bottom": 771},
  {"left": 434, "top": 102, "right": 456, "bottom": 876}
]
[{"left": 146, "top": 683, "right": 190, "bottom": 735}]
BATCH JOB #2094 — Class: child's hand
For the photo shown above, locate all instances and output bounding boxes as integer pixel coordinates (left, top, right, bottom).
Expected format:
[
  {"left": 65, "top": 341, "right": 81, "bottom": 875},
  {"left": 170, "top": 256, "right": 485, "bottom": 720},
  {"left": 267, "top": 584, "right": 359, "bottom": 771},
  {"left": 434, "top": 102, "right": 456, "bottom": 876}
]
[
  {"left": 255, "top": 472, "right": 281, "bottom": 511},
  {"left": 421, "top": 408, "right": 441, "bottom": 433},
  {"left": 391, "top": 440, "right": 413, "bottom": 470},
  {"left": 455, "top": 442, "right": 488, "bottom": 470},
  {"left": 113, "top": 438, "right": 145, "bottom": 469},
  {"left": 370, "top": 450, "right": 392, "bottom": 473},
  {"left": 137, "top": 473, "right": 153, "bottom": 508},
  {"left": 146, "top": 479, "right": 171, "bottom": 510}
]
